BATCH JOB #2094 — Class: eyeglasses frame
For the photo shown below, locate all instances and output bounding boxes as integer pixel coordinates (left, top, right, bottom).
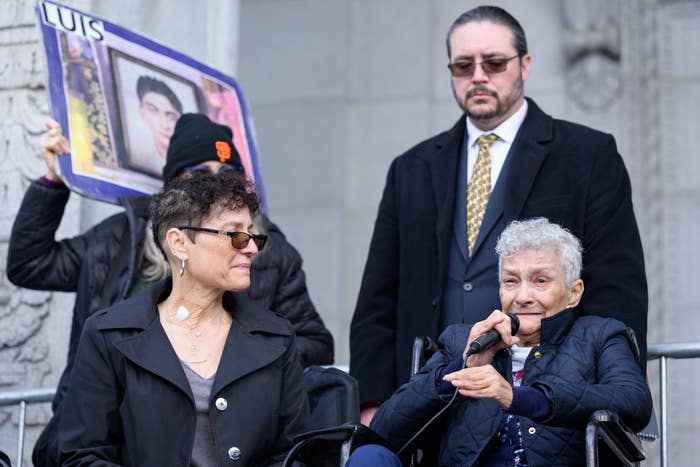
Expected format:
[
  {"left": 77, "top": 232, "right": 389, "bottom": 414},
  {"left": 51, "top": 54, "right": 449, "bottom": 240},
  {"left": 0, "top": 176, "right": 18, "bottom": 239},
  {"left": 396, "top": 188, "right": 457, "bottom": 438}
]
[
  {"left": 447, "top": 54, "right": 521, "bottom": 78},
  {"left": 178, "top": 226, "right": 267, "bottom": 251}
]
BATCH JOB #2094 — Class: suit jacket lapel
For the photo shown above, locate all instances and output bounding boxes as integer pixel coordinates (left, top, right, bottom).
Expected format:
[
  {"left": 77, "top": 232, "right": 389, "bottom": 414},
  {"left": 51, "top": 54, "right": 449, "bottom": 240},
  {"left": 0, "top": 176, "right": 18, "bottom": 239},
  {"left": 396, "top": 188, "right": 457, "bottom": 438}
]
[
  {"left": 428, "top": 117, "right": 467, "bottom": 273},
  {"left": 503, "top": 98, "right": 554, "bottom": 222}
]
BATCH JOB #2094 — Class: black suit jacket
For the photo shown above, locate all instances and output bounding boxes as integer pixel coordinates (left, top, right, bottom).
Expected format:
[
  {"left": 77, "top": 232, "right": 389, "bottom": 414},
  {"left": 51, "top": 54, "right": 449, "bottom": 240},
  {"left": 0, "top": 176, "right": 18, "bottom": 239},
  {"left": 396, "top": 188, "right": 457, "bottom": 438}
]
[{"left": 350, "top": 98, "right": 648, "bottom": 405}]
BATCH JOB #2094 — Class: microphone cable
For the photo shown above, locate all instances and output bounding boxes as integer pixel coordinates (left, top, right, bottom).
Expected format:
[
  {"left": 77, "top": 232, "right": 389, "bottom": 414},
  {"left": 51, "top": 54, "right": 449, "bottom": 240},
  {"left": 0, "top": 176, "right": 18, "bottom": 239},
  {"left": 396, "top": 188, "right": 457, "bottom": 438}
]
[
  {"left": 395, "top": 354, "right": 469, "bottom": 457},
  {"left": 395, "top": 314, "right": 520, "bottom": 457}
]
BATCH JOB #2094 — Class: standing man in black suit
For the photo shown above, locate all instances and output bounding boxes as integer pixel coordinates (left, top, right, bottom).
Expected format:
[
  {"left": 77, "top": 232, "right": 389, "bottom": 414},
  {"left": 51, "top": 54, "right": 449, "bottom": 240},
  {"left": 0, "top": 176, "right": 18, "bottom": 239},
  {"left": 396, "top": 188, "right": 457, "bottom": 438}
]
[{"left": 350, "top": 5, "right": 648, "bottom": 425}]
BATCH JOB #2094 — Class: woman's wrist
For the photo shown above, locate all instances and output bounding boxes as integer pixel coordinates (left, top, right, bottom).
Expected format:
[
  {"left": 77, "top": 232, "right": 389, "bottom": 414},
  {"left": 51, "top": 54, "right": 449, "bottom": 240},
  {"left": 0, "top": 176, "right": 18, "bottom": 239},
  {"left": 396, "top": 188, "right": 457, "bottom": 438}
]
[{"left": 38, "top": 174, "right": 64, "bottom": 187}]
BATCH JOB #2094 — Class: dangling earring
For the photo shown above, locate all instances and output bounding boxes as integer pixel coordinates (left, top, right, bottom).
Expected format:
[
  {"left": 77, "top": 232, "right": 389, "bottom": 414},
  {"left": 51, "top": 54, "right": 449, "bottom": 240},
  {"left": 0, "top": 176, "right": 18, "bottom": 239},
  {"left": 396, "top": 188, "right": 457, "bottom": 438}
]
[{"left": 179, "top": 259, "right": 185, "bottom": 277}]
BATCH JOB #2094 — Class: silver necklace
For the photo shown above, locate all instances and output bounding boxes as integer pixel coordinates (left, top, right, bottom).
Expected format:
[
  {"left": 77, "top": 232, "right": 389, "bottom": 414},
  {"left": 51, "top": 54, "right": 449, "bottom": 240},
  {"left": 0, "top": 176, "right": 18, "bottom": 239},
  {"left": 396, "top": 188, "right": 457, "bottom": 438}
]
[{"left": 169, "top": 305, "right": 224, "bottom": 364}]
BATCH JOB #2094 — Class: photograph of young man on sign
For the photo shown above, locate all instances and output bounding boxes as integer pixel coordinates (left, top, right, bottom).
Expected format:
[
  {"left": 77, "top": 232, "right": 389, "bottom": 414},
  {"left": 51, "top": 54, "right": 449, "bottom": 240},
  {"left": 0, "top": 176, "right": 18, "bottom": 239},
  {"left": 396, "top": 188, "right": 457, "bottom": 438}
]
[{"left": 111, "top": 50, "right": 200, "bottom": 177}]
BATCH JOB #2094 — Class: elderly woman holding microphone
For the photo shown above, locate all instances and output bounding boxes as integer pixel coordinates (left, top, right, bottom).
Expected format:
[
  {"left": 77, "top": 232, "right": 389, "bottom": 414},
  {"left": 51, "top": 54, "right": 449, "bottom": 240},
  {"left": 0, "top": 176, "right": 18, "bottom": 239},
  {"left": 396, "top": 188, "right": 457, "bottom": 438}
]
[
  {"left": 348, "top": 217, "right": 651, "bottom": 467},
  {"left": 56, "top": 169, "right": 308, "bottom": 466}
]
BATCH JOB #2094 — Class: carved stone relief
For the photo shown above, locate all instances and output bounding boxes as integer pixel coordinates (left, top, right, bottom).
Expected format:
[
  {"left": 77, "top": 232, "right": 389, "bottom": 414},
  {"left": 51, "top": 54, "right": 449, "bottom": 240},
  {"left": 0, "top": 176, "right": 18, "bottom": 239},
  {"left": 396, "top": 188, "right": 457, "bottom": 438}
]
[{"left": 563, "top": 0, "right": 622, "bottom": 110}]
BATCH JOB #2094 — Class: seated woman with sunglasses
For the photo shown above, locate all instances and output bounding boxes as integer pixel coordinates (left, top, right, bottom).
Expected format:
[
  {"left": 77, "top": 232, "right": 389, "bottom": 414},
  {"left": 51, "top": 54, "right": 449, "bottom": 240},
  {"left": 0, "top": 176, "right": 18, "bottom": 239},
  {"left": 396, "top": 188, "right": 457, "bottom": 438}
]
[
  {"left": 56, "top": 169, "right": 309, "bottom": 466},
  {"left": 9, "top": 114, "right": 332, "bottom": 465}
]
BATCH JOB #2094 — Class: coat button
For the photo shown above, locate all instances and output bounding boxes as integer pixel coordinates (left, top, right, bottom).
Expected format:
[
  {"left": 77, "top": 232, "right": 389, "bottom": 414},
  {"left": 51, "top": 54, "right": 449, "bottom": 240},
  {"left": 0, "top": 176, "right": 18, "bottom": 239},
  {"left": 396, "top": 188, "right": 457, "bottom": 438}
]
[
  {"left": 533, "top": 351, "right": 542, "bottom": 359},
  {"left": 228, "top": 446, "right": 241, "bottom": 461},
  {"left": 215, "top": 397, "right": 228, "bottom": 411},
  {"left": 462, "top": 282, "right": 473, "bottom": 292},
  {"left": 528, "top": 427, "right": 536, "bottom": 435}
]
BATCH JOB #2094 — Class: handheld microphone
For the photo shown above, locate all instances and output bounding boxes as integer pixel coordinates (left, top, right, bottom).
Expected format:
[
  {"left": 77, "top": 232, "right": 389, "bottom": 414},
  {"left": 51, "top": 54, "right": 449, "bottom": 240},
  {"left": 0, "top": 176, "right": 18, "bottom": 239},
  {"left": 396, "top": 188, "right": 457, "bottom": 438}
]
[{"left": 466, "top": 313, "right": 520, "bottom": 357}]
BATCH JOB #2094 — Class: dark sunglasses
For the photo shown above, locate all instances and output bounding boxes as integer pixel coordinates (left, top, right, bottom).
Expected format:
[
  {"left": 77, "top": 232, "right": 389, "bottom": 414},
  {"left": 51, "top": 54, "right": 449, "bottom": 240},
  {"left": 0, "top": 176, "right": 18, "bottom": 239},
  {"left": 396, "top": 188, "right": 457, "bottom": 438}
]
[
  {"left": 182, "top": 164, "right": 243, "bottom": 175},
  {"left": 178, "top": 226, "right": 267, "bottom": 250},
  {"left": 447, "top": 54, "right": 520, "bottom": 78}
]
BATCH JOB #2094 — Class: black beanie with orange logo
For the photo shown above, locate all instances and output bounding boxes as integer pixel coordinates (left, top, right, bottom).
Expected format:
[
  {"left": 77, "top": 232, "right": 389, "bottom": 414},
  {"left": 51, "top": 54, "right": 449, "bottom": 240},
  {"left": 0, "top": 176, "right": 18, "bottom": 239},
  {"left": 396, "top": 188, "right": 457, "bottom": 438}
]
[{"left": 163, "top": 113, "right": 243, "bottom": 183}]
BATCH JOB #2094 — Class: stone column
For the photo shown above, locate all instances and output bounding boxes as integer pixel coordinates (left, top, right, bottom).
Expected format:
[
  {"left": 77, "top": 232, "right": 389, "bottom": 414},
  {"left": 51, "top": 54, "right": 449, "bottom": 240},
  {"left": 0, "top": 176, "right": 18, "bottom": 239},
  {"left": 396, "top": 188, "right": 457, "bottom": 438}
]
[
  {"left": 0, "top": 0, "right": 89, "bottom": 463},
  {"left": 621, "top": 0, "right": 700, "bottom": 464}
]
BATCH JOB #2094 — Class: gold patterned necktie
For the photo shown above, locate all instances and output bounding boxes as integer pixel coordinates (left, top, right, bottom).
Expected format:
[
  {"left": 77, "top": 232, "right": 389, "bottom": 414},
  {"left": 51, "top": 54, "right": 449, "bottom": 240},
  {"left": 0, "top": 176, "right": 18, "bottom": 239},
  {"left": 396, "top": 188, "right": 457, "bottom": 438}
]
[{"left": 466, "top": 133, "right": 498, "bottom": 256}]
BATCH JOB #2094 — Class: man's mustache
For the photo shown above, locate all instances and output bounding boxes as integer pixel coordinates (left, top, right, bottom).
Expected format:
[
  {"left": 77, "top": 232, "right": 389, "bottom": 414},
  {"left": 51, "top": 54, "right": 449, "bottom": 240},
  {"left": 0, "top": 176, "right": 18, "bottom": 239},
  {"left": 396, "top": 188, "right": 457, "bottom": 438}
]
[{"left": 466, "top": 86, "right": 497, "bottom": 99}]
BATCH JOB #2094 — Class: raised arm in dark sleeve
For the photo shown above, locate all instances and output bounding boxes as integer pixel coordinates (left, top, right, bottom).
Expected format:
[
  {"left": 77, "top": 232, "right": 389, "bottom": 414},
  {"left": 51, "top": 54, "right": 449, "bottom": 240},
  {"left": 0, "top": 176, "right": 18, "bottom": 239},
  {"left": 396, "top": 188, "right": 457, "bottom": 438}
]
[
  {"left": 7, "top": 180, "right": 84, "bottom": 291},
  {"left": 7, "top": 179, "right": 125, "bottom": 296}
]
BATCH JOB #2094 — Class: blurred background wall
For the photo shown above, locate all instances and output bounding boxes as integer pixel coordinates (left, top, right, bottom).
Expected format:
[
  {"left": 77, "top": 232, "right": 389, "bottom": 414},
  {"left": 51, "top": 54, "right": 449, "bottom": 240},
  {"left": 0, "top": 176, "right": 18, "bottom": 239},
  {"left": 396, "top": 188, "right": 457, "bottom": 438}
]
[{"left": 2, "top": 0, "right": 699, "bottom": 464}]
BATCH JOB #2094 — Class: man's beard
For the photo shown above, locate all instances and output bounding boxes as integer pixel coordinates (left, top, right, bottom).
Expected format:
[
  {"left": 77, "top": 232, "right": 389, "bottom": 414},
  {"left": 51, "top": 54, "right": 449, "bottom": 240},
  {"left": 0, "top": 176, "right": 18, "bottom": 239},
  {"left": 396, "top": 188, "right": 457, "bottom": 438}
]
[{"left": 454, "top": 76, "right": 524, "bottom": 124}]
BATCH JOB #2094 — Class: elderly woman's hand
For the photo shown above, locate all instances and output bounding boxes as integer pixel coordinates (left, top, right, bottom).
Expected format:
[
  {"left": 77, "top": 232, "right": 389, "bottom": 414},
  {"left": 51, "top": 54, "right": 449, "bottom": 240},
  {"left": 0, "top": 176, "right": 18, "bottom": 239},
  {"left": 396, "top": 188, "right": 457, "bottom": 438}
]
[
  {"left": 442, "top": 364, "right": 513, "bottom": 409},
  {"left": 462, "top": 310, "right": 519, "bottom": 368}
]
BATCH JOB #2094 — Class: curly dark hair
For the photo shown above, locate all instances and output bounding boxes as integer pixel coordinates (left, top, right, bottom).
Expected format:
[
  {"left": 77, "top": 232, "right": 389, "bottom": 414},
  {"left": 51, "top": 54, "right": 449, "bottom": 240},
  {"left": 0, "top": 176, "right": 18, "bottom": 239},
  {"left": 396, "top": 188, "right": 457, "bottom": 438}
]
[{"left": 150, "top": 170, "right": 259, "bottom": 259}]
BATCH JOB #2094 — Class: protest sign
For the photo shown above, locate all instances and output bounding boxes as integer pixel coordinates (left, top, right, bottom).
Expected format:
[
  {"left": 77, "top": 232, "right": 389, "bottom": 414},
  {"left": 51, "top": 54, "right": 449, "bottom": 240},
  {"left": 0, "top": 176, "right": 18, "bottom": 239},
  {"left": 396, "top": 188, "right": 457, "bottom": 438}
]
[{"left": 36, "top": 1, "right": 265, "bottom": 207}]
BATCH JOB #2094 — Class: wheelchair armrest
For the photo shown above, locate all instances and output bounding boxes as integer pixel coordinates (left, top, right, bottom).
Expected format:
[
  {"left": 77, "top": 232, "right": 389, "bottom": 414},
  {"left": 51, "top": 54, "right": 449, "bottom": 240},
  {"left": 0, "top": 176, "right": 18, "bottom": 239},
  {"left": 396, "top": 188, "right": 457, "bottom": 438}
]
[
  {"left": 282, "top": 423, "right": 393, "bottom": 467},
  {"left": 411, "top": 336, "right": 437, "bottom": 376},
  {"left": 585, "top": 410, "right": 645, "bottom": 466}
]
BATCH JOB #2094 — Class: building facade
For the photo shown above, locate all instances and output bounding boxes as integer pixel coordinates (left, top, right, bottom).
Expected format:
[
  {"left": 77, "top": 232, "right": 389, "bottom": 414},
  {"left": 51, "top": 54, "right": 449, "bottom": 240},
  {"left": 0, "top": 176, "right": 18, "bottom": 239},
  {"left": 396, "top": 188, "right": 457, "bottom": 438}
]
[{"left": 2, "top": 0, "right": 699, "bottom": 464}]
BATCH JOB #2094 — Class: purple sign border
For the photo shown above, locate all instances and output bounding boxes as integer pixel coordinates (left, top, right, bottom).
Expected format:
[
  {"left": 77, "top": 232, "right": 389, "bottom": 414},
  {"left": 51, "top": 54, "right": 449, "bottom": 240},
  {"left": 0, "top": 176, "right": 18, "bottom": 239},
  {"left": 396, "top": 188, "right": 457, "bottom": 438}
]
[{"left": 35, "top": 1, "right": 267, "bottom": 211}]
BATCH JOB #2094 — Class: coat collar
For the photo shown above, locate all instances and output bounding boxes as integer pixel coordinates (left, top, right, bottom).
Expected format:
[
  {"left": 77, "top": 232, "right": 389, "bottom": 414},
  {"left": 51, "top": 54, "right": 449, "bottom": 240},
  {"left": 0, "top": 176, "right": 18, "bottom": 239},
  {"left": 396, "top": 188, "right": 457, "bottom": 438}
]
[
  {"left": 95, "top": 279, "right": 292, "bottom": 402},
  {"left": 503, "top": 98, "right": 554, "bottom": 222},
  {"left": 539, "top": 307, "right": 579, "bottom": 345}
]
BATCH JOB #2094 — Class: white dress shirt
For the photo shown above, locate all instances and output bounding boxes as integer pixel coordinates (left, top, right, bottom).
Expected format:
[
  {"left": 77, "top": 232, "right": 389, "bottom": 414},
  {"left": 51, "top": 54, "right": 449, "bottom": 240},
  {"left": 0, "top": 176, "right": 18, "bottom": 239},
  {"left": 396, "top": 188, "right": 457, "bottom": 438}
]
[{"left": 465, "top": 100, "right": 529, "bottom": 189}]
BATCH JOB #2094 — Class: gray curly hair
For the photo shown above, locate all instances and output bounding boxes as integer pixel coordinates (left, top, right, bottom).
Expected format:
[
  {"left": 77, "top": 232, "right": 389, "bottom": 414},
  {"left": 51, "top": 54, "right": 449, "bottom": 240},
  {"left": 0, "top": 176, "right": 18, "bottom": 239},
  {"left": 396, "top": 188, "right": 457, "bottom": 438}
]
[{"left": 495, "top": 218, "right": 582, "bottom": 286}]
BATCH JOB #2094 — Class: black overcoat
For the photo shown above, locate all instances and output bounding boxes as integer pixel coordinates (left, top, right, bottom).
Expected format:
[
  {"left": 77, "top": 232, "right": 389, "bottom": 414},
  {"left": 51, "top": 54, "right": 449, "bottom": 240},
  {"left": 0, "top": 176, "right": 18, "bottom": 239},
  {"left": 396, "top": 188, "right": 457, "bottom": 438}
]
[
  {"left": 350, "top": 98, "right": 648, "bottom": 405},
  {"left": 56, "top": 280, "right": 309, "bottom": 466}
]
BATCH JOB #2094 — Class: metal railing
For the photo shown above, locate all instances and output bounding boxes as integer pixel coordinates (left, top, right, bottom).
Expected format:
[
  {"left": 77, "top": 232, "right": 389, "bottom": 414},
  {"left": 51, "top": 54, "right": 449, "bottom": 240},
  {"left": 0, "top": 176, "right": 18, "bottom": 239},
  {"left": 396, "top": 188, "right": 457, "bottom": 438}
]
[
  {"left": 0, "top": 388, "right": 55, "bottom": 467},
  {"left": 647, "top": 342, "right": 700, "bottom": 467},
  {"left": 0, "top": 342, "right": 698, "bottom": 467}
]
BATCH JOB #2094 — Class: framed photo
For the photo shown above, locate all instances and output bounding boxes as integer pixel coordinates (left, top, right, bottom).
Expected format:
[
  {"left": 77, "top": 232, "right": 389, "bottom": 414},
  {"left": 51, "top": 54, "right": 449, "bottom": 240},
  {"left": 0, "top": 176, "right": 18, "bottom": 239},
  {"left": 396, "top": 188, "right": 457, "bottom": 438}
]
[
  {"left": 36, "top": 0, "right": 265, "bottom": 208},
  {"left": 110, "top": 50, "right": 201, "bottom": 177}
]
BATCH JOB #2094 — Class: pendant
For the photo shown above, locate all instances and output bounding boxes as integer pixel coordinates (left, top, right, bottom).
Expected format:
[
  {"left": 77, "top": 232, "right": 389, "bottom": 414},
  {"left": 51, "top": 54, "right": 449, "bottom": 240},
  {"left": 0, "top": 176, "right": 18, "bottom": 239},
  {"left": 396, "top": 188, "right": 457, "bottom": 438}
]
[
  {"left": 186, "top": 343, "right": 206, "bottom": 364},
  {"left": 175, "top": 305, "right": 190, "bottom": 321},
  {"left": 194, "top": 331, "right": 201, "bottom": 337}
]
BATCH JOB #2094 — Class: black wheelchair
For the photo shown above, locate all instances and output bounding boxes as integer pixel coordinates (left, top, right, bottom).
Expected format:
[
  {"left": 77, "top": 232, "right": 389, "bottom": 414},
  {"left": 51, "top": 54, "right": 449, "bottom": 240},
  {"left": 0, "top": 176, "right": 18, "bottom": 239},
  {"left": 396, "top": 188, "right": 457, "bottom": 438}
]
[{"left": 283, "top": 335, "right": 648, "bottom": 467}]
